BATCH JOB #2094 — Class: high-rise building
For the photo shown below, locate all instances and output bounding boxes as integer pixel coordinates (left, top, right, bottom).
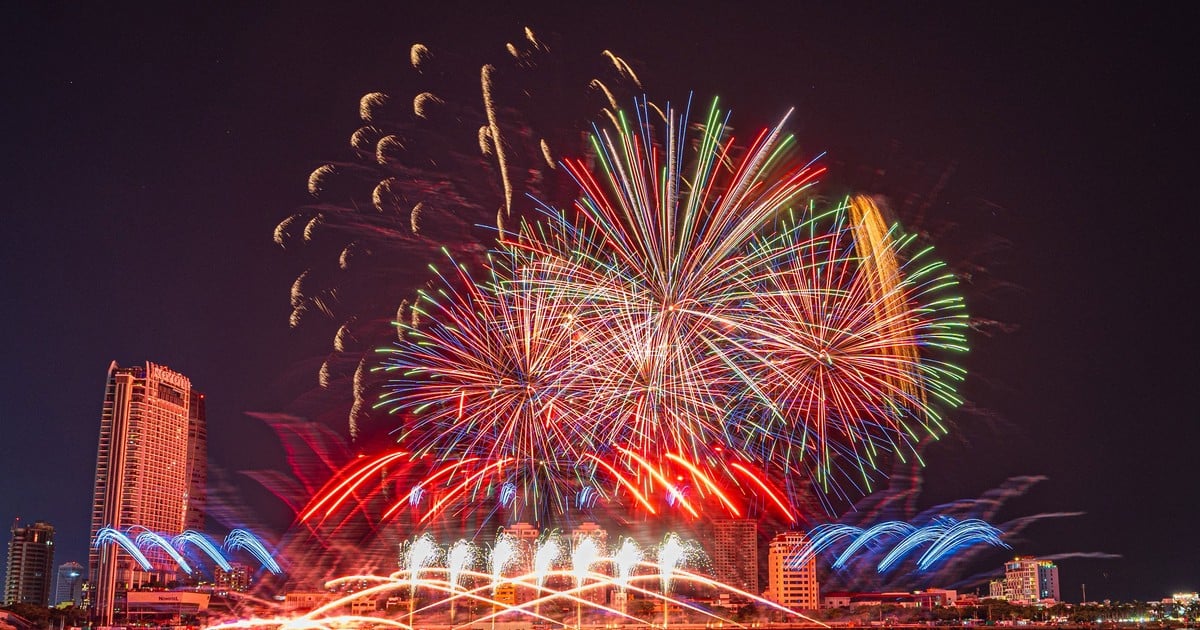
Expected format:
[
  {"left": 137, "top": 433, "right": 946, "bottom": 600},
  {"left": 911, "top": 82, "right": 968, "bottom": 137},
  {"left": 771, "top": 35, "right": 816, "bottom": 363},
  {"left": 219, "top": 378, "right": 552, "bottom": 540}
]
[
  {"left": 766, "top": 532, "right": 819, "bottom": 610},
  {"left": 709, "top": 519, "right": 758, "bottom": 595},
  {"left": 88, "top": 362, "right": 207, "bottom": 625},
  {"left": 54, "top": 561, "right": 84, "bottom": 607},
  {"left": 184, "top": 390, "right": 207, "bottom": 531},
  {"left": 998, "top": 557, "right": 1060, "bottom": 603},
  {"left": 4, "top": 520, "right": 56, "bottom": 606}
]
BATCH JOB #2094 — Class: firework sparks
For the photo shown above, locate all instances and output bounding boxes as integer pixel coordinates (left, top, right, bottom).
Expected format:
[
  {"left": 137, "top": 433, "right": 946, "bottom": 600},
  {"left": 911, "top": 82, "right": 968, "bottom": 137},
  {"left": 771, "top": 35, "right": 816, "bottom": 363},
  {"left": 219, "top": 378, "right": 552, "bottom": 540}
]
[{"left": 378, "top": 97, "right": 969, "bottom": 519}]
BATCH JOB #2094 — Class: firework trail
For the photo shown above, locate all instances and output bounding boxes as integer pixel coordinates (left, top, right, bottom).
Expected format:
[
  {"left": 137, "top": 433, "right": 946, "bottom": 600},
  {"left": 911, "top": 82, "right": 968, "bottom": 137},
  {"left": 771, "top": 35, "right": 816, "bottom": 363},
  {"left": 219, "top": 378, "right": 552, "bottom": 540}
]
[{"left": 275, "top": 29, "right": 646, "bottom": 438}]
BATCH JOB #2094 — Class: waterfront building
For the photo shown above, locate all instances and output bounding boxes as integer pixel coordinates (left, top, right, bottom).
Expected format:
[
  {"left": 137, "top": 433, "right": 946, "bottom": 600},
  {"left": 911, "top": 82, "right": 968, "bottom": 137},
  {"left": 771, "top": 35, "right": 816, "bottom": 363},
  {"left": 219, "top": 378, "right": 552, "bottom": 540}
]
[
  {"left": 996, "top": 556, "right": 1060, "bottom": 603},
  {"left": 3, "top": 520, "right": 56, "bottom": 606},
  {"left": 709, "top": 519, "right": 758, "bottom": 596},
  {"left": 822, "top": 592, "right": 852, "bottom": 609},
  {"left": 917, "top": 588, "right": 958, "bottom": 607},
  {"left": 822, "top": 588, "right": 956, "bottom": 609},
  {"left": 766, "top": 532, "right": 819, "bottom": 610},
  {"left": 88, "top": 361, "right": 207, "bottom": 625}
]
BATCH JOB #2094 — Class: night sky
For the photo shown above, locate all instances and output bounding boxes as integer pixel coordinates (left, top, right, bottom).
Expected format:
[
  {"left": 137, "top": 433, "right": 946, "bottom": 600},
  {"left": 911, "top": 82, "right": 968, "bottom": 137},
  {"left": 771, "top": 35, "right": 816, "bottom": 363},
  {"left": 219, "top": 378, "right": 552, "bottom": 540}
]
[{"left": 2, "top": 3, "right": 1195, "bottom": 602}]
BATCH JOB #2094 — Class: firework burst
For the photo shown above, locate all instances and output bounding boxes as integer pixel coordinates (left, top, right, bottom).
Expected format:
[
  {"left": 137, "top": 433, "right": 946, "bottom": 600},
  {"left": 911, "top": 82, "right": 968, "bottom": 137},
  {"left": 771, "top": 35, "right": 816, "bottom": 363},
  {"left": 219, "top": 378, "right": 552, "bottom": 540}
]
[{"left": 375, "top": 97, "right": 969, "bottom": 521}]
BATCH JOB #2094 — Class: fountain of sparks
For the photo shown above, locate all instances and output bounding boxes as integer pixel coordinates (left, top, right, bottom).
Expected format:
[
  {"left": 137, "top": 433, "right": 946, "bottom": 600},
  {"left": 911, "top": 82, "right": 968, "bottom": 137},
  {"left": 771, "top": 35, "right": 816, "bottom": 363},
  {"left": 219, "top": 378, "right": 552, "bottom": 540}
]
[
  {"left": 205, "top": 531, "right": 827, "bottom": 630},
  {"left": 446, "top": 539, "right": 477, "bottom": 624},
  {"left": 571, "top": 534, "right": 603, "bottom": 628},
  {"left": 612, "top": 536, "right": 643, "bottom": 618},
  {"left": 401, "top": 533, "right": 440, "bottom": 628},
  {"left": 533, "top": 533, "right": 563, "bottom": 619}
]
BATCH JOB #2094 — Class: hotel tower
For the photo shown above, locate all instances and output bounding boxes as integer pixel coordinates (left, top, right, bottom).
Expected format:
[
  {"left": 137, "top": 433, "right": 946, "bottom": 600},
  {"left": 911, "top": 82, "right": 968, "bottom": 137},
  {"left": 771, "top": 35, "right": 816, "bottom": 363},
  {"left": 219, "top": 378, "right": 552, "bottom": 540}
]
[{"left": 88, "top": 361, "right": 206, "bottom": 625}]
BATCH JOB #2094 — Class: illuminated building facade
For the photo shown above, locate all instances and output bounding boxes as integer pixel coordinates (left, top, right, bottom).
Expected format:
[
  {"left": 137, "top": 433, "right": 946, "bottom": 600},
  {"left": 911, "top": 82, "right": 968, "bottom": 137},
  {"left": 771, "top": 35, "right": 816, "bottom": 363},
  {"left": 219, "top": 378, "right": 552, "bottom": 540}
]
[
  {"left": 88, "top": 362, "right": 207, "bottom": 625},
  {"left": 766, "top": 532, "right": 819, "bottom": 610},
  {"left": 214, "top": 563, "right": 251, "bottom": 593},
  {"left": 710, "top": 519, "right": 758, "bottom": 596},
  {"left": 999, "top": 557, "right": 1060, "bottom": 603},
  {"left": 55, "top": 561, "right": 85, "bottom": 606},
  {"left": 4, "top": 520, "right": 56, "bottom": 606}
]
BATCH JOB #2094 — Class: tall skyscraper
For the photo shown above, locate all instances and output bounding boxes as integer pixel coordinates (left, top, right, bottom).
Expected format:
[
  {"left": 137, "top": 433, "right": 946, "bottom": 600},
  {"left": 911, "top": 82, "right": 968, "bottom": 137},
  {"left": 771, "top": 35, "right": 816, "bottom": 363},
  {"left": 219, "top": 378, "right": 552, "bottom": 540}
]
[
  {"left": 54, "top": 561, "right": 84, "bottom": 607},
  {"left": 709, "top": 519, "right": 758, "bottom": 595},
  {"left": 88, "top": 362, "right": 207, "bottom": 625},
  {"left": 4, "top": 520, "right": 56, "bottom": 606},
  {"left": 766, "top": 532, "right": 819, "bottom": 610}
]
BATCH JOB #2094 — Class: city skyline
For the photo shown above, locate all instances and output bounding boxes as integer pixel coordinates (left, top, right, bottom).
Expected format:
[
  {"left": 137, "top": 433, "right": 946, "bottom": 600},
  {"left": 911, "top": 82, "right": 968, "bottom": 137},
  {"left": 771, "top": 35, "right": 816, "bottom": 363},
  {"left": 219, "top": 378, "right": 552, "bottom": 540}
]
[{"left": 0, "top": 3, "right": 1195, "bottom": 605}]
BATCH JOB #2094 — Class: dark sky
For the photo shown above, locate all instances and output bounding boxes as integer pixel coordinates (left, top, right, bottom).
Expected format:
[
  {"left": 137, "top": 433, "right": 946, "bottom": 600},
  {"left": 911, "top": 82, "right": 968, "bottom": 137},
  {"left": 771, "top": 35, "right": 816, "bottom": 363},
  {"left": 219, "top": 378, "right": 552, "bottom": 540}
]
[{"left": 1, "top": 3, "right": 1195, "bottom": 603}]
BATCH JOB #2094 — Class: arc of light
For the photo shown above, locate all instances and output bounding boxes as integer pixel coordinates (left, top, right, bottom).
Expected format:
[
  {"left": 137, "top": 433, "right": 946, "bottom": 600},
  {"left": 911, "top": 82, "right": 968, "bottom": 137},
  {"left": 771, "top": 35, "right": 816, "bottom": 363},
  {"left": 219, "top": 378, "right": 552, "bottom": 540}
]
[
  {"left": 792, "top": 524, "right": 863, "bottom": 569},
  {"left": 728, "top": 461, "right": 796, "bottom": 522},
  {"left": 419, "top": 458, "right": 511, "bottom": 523},
  {"left": 832, "top": 521, "right": 917, "bottom": 569},
  {"left": 173, "top": 530, "right": 232, "bottom": 572},
  {"left": 299, "top": 450, "right": 409, "bottom": 522},
  {"left": 132, "top": 528, "right": 193, "bottom": 574},
  {"left": 616, "top": 447, "right": 699, "bottom": 517},
  {"left": 381, "top": 456, "right": 482, "bottom": 520},
  {"left": 224, "top": 529, "right": 283, "bottom": 575},
  {"left": 664, "top": 452, "right": 741, "bottom": 517},
  {"left": 94, "top": 527, "right": 153, "bottom": 571},
  {"left": 583, "top": 454, "right": 656, "bottom": 514},
  {"left": 877, "top": 522, "right": 947, "bottom": 573},
  {"left": 917, "top": 519, "right": 1009, "bottom": 571}
]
